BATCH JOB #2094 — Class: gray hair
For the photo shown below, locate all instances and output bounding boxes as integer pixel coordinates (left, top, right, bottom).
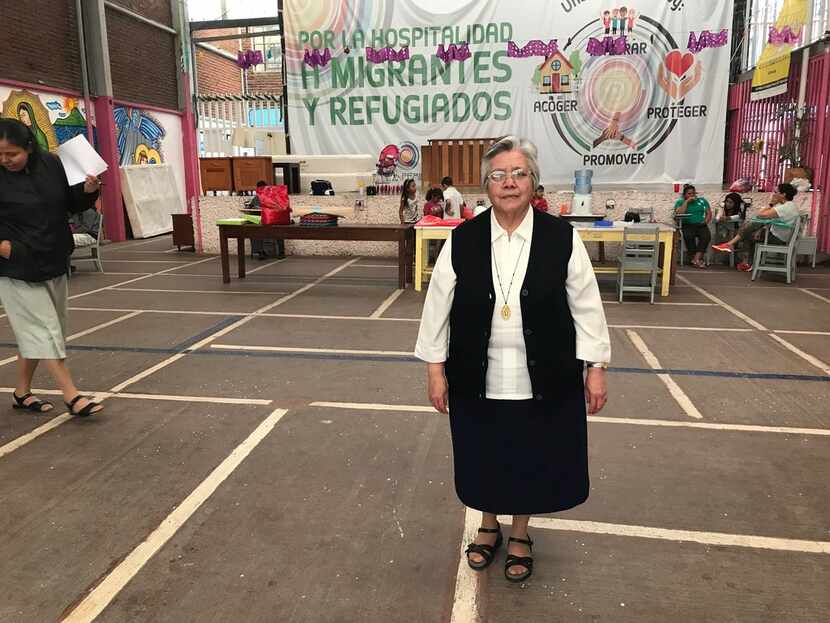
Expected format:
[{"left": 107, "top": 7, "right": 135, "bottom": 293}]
[{"left": 480, "top": 136, "right": 540, "bottom": 190}]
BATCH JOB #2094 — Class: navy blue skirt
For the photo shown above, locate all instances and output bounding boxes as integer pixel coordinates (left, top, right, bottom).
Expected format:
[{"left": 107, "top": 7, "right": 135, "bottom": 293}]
[{"left": 448, "top": 390, "right": 589, "bottom": 515}]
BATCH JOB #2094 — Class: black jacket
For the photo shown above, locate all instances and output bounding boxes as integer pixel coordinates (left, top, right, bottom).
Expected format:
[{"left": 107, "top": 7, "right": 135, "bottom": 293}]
[
  {"left": 0, "top": 151, "right": 99, "bottom": 282},
  {"left": 446, "top": 208, "right": 582, "bottom": 401}
]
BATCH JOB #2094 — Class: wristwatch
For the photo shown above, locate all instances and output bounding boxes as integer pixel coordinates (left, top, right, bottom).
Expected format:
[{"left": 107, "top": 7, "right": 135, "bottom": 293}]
[{"left": 586, "top": 361, "right": 609, "bottom": 369}]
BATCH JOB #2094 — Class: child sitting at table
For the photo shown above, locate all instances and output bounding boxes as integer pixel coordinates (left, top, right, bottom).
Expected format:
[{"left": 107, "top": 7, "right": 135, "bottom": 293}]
[
  {"left": 530, "top": 185, "right": 549, "bottom": 213},
  {"left": 423, "top": 188, "right": 444, "bottom": 217}
]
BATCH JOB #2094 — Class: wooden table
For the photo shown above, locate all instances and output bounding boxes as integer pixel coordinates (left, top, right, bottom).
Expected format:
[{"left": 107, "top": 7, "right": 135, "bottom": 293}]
[
  {"left": 414, "top": 222, "right": 676, "bottom": 296},
  {"left": 218, "top": 223, "right": 414, "bottom": 288}
]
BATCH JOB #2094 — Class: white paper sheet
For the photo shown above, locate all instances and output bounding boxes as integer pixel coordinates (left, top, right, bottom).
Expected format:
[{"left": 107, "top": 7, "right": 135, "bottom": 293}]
[{"left": 57, "top": 135, "right": 108, "bottom": 185}]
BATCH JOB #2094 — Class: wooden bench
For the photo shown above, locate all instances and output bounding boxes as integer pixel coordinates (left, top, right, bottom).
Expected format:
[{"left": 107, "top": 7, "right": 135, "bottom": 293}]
[{"left": 217, "top": 223, "right": 415, "bottom": 288}]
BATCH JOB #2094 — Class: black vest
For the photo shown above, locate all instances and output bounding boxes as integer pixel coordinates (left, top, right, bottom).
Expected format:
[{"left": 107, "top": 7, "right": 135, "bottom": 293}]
[{"left": 446, "top": 208, "right": 582, "bottom": 401}]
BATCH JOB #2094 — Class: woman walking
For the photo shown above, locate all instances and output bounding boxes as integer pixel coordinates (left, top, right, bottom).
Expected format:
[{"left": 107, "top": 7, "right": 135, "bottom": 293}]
[
  {"left": 415, "top": 136, "right": 610, "bottom": 582},
  {"left": 0, "top": 118, "right": 103, "bottom": 417}
]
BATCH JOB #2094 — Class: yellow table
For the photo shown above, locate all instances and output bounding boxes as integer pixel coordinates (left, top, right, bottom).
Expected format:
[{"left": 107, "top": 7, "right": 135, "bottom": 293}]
[{"left": 414, "top": 222, "right": 676, "bottom": 296}]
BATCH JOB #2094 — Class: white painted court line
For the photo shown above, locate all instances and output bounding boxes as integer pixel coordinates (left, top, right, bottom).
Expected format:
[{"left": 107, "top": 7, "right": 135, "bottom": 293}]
[
  {"left": 526, "top": 517, "right": 830, "bottom": 555},
  {"left": 258, "top": 312, "right": 419, "bottom": 322},
  {"left": 679, "top": 275, "right": 830, "bottom": 375},
  {"left": 112, "top": 287, "right": 286, "bottom": 296},
  {"left": 0, "top": 413, "right": 74, "bottom": 459},
  {"left": 69, "top": 306, "right": 238, "bottom": 317},
  {"left": 68, "top": 256, "right": 219, "bottom": 301},
  {"left": 106, "top": 258, "right": 363, "bottom": 395},
  {"left": 115, "top": 392, "right": 272, "bottom": 406},
  {"left": 608, "top": 324, "right": 753, "bottom": 333},
  {"left": 182, "top": 258, "right": 362, "bottom": 353},
  {"left": 102, "top": 259, "right": 197, "bottom": 264},
  {"left": 310, "top": 401, "right": 830, "bottom": 436},
  {"left": 602, "top": 301, "right": 718, "bottom": 307},
  {"left": 0, "top": 387, "right": 271, "bottom": 406},
  {"left": 450, "top": 506, "right": 483, "bottom": 623},
  {"left": 774, "top": 329, "right": 830, "bottom": 336},
  {"left": 60, "top": 407, "right": 289, "bottom": 623},
  {"left": 625, "top": 330, "right": 703, "bottom": 419},
  {"left": 768, "top": 334, "right": 830, "bottom": 376},
  {"left": 676, "top": 275, "right": 768, "bottom": 331},
  {"left": 311, "top": 401, "right": 434, "bottom": 413},
  {"left": 108, "top": 235, "right": 173, "bottom": 250},
  {"left": 0, "top": 311, "right": 143, "bottom": 368},
  {"left": 370, "top": 289, "right": 405, "bottom": 318},
  {"left": 211, "top": 344, "right": 413, "bottom": 356},
  {"left": 800, "top": 288, "right": 830, "bottom": 305},
  {"left": 246, "top": 257, "right": 288, "bottom": 275}
]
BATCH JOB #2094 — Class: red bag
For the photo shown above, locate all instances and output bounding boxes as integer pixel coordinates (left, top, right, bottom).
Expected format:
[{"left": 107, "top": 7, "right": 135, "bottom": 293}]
[{"left": 256, "top": 185, "right": 291, "bottom": 225}]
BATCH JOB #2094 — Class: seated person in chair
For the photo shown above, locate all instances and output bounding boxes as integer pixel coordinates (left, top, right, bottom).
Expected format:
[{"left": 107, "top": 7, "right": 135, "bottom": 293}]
[
  {"left": 712, "top": 183, "right": 799, "bottom": 272},
  {"left": 674, "top": 184, "right": 711, "bottom": 269}
]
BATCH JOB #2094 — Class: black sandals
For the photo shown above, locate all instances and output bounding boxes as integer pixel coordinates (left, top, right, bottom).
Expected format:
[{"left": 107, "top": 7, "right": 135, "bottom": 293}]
[
  {"left": 465, "top": 526, "right": 503, "bottom": 570},
  {"left": 12, "top": 392, "right": 54, "bottom": 413},
  {"left": 504, "top": 534, "right": 534, "bottom": 583},
  {"left": 65, "top": 395, "right": 102, "bottom": 417}
]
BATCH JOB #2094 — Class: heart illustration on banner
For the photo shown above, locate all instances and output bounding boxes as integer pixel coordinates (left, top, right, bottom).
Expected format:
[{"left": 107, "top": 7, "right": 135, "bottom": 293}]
[{"left": 664, "top": 50, "right": 694, "bottom": 77}]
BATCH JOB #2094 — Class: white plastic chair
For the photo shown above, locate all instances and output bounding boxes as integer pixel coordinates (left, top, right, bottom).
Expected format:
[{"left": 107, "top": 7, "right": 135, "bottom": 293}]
[
  {"left": 796, "top": 214, "right": 817, "bottom": 268},
  {"left": 751, "top": 217, "right": 801, "bottom": 284},
  {"left": 617, "top": 226, "right": 660, "bottom": 304},
  {"left": 71, "top": 211, "right": 104, "bottom": 273}
]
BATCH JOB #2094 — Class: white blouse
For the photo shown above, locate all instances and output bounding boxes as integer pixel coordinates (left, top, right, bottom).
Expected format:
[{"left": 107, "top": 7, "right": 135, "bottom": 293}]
[{"left": 415, "top": 208, "right": 611, "bottom": 400}]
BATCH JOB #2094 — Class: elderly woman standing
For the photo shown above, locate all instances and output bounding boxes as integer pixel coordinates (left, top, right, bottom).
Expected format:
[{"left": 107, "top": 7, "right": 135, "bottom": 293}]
[
  {"left": 0, "top": 118, "right": 103, "bottom": 417},
  {"left": 415, "top": 136, "right": 610, "bottom": 583}
]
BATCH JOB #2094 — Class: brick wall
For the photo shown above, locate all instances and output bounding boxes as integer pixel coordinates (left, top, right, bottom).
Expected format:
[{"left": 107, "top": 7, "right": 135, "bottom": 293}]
[
  {"left": 107, "top": 0, "right": 172, "bottom": 26},
  {"left": 0, "top": 0, "right": 82, "bottom": 92},
  {"left": 196, "top": 47, "right": 243, "bottom": 95},
  {"left": 106, "top": 6, "right": 179, "bottom": 109}
]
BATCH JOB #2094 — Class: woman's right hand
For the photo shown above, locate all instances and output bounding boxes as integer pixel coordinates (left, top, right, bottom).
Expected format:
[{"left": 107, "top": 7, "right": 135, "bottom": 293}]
[
  {"left": 0, "top": 240, "right": 11, "bottom": 259},
  {"left": 427, "top": 363, "right": 449, "bottom": 414}
]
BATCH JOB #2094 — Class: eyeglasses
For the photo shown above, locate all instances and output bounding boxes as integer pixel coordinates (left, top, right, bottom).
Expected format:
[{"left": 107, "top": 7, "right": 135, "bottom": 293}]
[{"left": 487, "top": 168, "right": 530, "bottom": 184}]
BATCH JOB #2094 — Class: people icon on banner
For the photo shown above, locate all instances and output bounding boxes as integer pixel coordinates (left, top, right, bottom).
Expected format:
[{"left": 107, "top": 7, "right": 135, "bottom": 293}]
[{"left": 603, "top": 7, "right": 637, "bottom": 35}]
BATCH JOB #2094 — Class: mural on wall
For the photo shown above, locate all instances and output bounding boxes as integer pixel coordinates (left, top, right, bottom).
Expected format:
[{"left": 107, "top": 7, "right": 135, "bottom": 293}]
[
  {"left": 0, "top": 89, "right": 89, "bottom": 152},
  {"left": 113, "top": 106, "right": 166, "bottom": 166}
]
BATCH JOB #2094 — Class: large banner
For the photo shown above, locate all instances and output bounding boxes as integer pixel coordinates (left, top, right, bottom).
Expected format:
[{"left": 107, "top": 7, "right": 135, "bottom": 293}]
[
  {"left": 284, "top": 1, "right": 733, "bottom": 185},
  {"left": 751, "top": 0, "right": 809, "bottom": 101}
]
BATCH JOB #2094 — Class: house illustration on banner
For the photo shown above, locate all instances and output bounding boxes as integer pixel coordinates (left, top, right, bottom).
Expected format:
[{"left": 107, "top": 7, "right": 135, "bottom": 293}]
[{"left": 537, "top": 51, "right": 574, "bottom": 94}]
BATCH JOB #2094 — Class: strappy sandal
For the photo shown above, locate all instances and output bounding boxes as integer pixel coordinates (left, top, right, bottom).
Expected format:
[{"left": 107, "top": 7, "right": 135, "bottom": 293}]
[
  {"left": 65, "top": 395, "right": 102, "bottom": 417},
  {"left": 504, "top": 534, "right": 534, "bottom": 583},
  {"left": 465, "top": 526, "right": 503, "bottom": 570},
  {"left": 12, "top": 392, "right": 54, "bottom": 413}
]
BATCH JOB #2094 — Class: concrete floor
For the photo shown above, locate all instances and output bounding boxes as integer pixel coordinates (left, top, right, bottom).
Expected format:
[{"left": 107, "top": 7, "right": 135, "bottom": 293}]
[{"left": 0, "top": 235, "right": 828, "bottom": 622}]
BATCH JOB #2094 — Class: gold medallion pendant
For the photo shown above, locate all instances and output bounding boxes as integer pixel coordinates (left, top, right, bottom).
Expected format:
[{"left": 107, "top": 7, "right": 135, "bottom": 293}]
[{"left": 501, "top": 304, "right": 511, "bottom": 321}]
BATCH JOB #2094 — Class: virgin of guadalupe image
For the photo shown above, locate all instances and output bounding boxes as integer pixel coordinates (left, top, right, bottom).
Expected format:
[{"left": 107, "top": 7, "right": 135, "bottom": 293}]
[
  {"left": 113, "top": 107, "right": 165, "bottom": 166},
  {"left": 16, "top": 102, "right": 50, "bottom": 152}
]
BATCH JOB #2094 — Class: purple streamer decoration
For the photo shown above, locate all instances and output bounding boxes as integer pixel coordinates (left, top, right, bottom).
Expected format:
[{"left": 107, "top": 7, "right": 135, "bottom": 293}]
[
  {"left": 507, "top": 39, "right": 559, "bottom": 58},
  {"left": 303, "top": 48, "right": 332, "bottom": 68},
  {"left": 365, "top": 46, "right": 410, "bottom": 63},
  {"left": 768, "top": 25, "right": 802, "bottom": 45},
  {"left": 586, "top": 35, "right": 628, "bottom": 56},
  {"left": 436, "top": 42, "right": 471, "bottom": 63},
  {"left": 236, "top": 49, "right": 264, "bottom": 69},
  {"left": 687, "top": 29, "right": 728, "bottom": 53}
]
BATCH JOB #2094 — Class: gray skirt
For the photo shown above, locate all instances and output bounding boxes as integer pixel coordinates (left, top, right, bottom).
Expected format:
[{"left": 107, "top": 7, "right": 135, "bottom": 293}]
[{"left": 0, "top": 275, "right": 69, "bottom": 359}]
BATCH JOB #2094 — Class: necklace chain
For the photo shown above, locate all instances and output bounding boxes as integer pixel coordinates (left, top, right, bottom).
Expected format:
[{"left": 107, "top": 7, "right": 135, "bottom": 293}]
[{"left": 493, "top": 238, "right": 526, "bottom": 309}]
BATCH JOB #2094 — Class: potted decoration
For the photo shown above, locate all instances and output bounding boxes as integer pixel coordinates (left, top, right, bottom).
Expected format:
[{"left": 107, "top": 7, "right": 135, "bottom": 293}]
[{"left": 775, "top": 101, "right": 812, "bottom": 183}]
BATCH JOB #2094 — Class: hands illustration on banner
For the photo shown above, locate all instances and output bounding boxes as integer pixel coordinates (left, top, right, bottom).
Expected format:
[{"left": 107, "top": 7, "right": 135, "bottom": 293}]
[
  {"left": 658, "top": 50, "right": 702, "bottom": 100},
  {"left": 592, "top": 112, "right": 637, "bottom": 150}
]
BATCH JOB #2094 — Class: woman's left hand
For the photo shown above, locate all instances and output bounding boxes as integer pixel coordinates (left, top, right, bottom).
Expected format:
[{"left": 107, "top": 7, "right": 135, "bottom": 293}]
[
  {"left": 83, "top": 175, "right": 101, "bottom": 194},
  {"left": 585, "top": 368, "right": 608, "bottom": 414}
]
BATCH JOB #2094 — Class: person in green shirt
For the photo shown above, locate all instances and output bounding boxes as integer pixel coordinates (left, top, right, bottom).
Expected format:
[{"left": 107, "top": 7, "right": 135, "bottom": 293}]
[{"left": 674, "top": 184, "right": 712, "bottom": 268}]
